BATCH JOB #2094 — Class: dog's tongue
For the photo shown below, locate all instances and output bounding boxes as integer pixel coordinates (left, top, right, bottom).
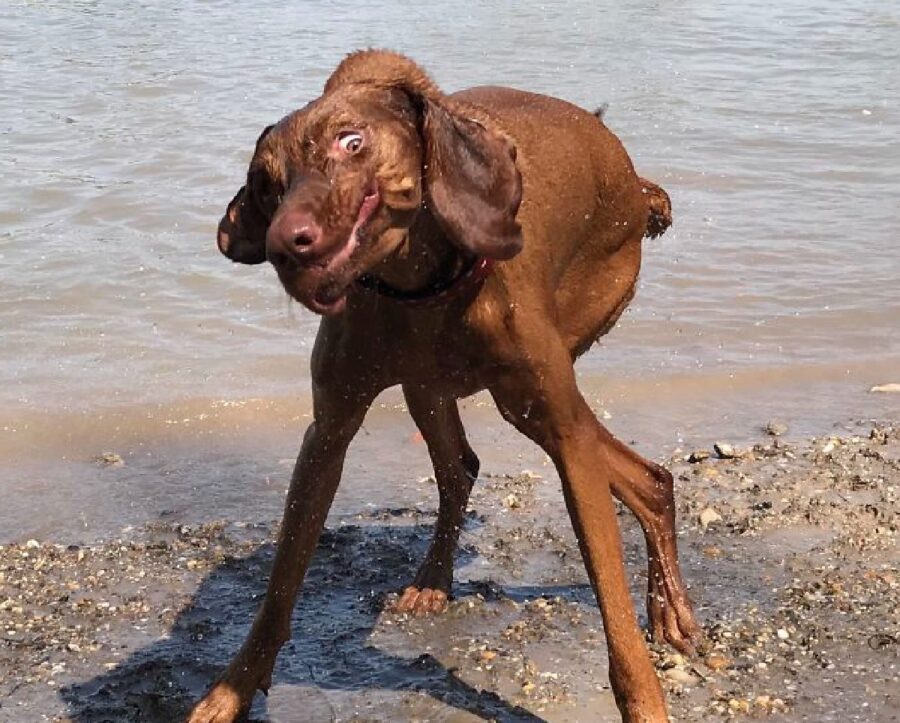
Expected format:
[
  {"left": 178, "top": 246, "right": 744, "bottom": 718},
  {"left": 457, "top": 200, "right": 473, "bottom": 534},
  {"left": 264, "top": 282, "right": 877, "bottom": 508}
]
[{"left": 353, "top": 189, "right": 380, "bottom": 236}]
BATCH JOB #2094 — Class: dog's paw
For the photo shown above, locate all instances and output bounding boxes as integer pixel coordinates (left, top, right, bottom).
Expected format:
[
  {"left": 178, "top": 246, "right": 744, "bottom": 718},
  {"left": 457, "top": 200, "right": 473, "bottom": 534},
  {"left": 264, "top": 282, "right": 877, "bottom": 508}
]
[
  {"left": 392, "top": 585, "right": 449, "bottom": 616},
  {"left": 186, "top": 679, "right": 253, "bottom": 723},
  {"left": 648, "top": 592, "right": 705, "bottom": 658}
]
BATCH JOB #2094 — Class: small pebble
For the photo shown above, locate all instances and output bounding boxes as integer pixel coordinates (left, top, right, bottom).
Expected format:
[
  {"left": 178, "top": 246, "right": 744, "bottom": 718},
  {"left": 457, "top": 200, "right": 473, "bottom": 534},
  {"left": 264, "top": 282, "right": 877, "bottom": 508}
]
[
  {"left": 870, "top": 383, "right": 900, "bottom": 393},
  {"left": 777, "top": 628, "right": 790, "bottom": 640},
  {"left": 96, "top": 452, "right": 125, "bottom": 467},
  {"left": 765, "top": 420, "right": 788, "bottom": 436},
  {"left": 699, "top": 507, "right": 722, "bottom": 530},
  {"left": 665, "top": 667, "right": 700, "bottom": 685},
  {"left": 705, "top": 652, "right": 730, "bottom": 671},
  {"left": 504, "top": 494, "right": 521, "bottom": 509},
  {"left": 687, "top": 450, "right": 710, "bottom": 463},
  {"left": 664, "top": 653, "right": 686, "bottom": 667},
  {"left": 713, "top": 442, "right": 736, "bottom": 459}
]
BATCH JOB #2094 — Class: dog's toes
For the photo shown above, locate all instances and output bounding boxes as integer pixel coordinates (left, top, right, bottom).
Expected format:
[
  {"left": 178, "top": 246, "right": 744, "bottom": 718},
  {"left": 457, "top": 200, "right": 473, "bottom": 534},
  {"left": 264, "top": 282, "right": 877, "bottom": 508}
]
[
  {"left": 649, "top": 596, "right": 705, "bottom": 658},
  {"left": 393, "top": 585, "right": 421, "bottom": 612},
  {"left": 186, "top": 679, "right": 256, "bottom": 723},
  {"left": 392, "top": 585, "right": 449, "bottom": 616},
  {"left": 664, "top": 627, "right": 700, "bottom": 659},
  {"left": 185, "top": 674, "right": 272, "bottom": 723},
  {"left": 428, "top": 589, "right": 448, "bottom": 614},
  {"left": 673, "top": 604, "right": 705, "bottom": 655}
]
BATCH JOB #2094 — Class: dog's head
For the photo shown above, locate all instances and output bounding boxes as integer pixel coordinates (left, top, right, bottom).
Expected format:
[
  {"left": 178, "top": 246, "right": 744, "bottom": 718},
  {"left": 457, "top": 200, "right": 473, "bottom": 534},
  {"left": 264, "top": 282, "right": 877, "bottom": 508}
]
[{"left": 217, "top": 50, "right": 523, "bottom": 315}]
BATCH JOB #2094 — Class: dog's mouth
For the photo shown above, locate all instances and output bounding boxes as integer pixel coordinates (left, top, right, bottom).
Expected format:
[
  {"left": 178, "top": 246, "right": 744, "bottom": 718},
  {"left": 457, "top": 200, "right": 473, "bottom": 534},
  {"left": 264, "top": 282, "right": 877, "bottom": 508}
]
[
  {"left": 309, "top": 280, "right": 351, "bottom": 314},
  {"left": 289, "top": 186, "right": 381, "bottom": 315}
]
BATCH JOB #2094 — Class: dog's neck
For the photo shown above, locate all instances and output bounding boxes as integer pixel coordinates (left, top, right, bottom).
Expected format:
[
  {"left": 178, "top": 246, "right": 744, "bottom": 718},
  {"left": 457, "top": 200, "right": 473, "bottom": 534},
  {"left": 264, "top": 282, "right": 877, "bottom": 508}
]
[{"left": 368, "top": 210, "right": 466, "bottom": 293}]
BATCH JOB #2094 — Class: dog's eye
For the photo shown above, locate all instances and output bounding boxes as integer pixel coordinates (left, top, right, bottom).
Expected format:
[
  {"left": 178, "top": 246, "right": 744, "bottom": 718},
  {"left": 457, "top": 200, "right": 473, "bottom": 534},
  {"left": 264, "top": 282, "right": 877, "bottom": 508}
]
[{"left": 337, "top": 131, "right": 364, "bottom": 155}]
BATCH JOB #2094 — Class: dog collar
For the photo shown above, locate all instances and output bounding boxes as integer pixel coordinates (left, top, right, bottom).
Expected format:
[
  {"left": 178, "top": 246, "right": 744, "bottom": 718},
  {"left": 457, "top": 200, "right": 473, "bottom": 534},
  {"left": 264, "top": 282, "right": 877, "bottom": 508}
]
[{"left": 356, "top": 256, "right": 494, "bottom": 306}]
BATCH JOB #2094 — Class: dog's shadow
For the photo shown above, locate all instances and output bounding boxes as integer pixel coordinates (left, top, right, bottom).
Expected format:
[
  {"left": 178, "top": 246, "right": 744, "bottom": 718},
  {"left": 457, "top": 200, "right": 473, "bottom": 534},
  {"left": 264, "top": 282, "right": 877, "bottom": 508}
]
[{"left": 59, "top": 519, "right": 555, "bottom": 722}]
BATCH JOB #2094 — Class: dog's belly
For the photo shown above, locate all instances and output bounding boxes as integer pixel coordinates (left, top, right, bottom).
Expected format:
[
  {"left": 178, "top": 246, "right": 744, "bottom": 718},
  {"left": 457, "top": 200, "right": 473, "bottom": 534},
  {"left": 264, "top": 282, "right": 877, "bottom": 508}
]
[{"left": 556, "top": 234, "right": 642, "bottom": 360}]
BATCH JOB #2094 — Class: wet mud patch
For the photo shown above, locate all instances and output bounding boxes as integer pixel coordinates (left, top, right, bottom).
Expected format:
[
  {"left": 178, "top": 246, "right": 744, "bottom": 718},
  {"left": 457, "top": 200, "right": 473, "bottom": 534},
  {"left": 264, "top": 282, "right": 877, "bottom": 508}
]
[{"left": 0, "top": 423, "right": 897, "bottom": 721}]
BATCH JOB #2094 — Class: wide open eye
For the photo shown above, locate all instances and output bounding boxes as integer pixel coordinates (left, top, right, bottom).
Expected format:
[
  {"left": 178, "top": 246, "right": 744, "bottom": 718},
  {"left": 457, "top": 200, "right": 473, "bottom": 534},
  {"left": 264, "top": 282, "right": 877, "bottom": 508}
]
[{"left": 336, "top": 130, "right": 364, "bottom": 155}]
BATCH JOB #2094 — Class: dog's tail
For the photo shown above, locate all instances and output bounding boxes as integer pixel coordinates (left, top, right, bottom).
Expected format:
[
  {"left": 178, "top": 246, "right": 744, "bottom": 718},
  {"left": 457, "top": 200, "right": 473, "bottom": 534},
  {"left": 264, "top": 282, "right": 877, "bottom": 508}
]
[
  {"left": 592, "top": 106, "right": 672, "bottom": 239},
  {"left": 638, "top": 177, "right": 672, "bottom": 239}
]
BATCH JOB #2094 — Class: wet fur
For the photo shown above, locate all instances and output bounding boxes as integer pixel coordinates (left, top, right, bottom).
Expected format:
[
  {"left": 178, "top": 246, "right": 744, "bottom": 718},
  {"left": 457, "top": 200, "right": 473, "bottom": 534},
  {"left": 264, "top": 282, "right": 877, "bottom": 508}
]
[{"left": 192, "top": 50, "right": 691, "bottom": 723}]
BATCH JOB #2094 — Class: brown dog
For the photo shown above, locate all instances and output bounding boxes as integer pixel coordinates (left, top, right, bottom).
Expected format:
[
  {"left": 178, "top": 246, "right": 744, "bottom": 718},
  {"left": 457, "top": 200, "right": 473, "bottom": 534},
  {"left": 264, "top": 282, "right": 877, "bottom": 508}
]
[{"left": 189, "top": 50, "right": 700, "bottom": 723}]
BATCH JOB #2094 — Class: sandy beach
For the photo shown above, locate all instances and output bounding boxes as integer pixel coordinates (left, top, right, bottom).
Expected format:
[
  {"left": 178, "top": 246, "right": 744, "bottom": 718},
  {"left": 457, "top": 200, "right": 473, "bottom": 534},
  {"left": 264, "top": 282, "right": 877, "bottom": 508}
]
[{"left": 2, "top": 420, "right": 896, "bottom": 722}]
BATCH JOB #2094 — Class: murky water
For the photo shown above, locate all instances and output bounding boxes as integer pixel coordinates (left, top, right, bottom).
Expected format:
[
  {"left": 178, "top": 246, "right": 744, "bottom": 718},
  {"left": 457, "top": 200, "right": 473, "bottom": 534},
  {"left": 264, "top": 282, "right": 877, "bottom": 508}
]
[{"left": 2, "top": 0, "right": 899, "bottom": 540}]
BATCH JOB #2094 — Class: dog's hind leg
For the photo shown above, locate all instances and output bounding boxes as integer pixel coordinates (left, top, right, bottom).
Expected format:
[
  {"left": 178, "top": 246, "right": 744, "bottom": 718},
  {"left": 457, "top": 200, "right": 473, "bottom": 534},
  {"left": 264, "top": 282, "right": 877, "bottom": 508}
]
[
  {"left": 393, "top": 385, "right": 479, "bottom": 615},
  {"left": 487, "top": 320, "right": 668, "bottom": 723},
  {"left": 601, "top": 433, "right": 704, "bottom": 656}
]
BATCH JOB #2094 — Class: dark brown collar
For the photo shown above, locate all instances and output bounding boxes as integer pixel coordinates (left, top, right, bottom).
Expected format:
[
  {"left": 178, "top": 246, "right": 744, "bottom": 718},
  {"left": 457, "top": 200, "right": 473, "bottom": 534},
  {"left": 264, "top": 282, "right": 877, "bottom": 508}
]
[{"left": 356, "top": 256, "right": 494, "bottom": 306}]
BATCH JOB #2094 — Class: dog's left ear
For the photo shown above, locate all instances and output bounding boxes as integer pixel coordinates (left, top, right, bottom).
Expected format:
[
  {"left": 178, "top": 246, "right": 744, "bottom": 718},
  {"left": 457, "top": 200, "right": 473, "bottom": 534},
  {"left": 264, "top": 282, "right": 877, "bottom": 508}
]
[
  {"left": 216, "top": 185, "right": 269, "bottom": 264},
  {"left": 420, "top": 102, "right": 523, "bottom": 260}
]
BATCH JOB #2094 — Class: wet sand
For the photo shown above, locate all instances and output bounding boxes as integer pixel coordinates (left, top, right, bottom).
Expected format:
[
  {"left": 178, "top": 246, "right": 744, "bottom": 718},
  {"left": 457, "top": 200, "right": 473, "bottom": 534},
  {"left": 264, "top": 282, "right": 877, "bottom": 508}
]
[{"left": 1, "top": 421, "right": 897, "bottom": 722}]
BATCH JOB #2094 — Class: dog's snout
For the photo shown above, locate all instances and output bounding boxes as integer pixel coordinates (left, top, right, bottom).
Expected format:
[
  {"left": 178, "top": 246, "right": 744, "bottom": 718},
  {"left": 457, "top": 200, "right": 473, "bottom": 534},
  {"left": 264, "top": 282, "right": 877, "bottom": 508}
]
[
  {"left": 264, "top": 172, "right": 333, "bottom": 268},
  {"left": 266, "top": 213, "right": 324, "bottom": 267}
]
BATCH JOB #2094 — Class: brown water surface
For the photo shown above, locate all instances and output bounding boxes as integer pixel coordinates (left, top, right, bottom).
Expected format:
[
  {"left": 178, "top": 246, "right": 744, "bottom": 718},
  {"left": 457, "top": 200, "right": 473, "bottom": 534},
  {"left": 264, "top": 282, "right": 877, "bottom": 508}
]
[{"left": 1, "top": 0, "right": 899, "bottom": 540}]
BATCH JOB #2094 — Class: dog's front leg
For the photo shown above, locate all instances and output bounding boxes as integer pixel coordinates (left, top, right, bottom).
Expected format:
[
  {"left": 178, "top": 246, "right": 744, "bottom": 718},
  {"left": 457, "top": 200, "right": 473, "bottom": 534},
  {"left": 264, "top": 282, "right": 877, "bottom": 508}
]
[
  {"left": 393, "top": 385, "right": 479, "bottom": 615},
  {"left": 187, "top": 381, "right": 378, "bottom": 723}
]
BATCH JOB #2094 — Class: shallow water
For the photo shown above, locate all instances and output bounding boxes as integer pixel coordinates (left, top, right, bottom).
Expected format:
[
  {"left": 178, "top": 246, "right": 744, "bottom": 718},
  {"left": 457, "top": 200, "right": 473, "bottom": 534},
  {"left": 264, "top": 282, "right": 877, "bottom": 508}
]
[{"left": 1, "top": 0, "right": 899, "bottom": 540}]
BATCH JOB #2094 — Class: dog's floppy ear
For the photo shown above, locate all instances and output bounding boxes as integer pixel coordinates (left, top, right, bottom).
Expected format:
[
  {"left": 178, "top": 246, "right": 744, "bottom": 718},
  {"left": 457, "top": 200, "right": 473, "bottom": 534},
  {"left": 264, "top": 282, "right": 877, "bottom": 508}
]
[
  {"left": 216, "top": 125, "right": 275, "bottom": 265},
  {"left": 420, "top": 103, "right": 523, "bottom": 260}
]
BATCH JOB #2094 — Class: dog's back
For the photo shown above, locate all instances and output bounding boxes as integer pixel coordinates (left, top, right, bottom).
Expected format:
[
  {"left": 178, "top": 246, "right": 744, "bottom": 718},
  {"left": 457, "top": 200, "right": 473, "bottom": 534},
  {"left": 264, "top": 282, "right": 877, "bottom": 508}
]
[{"left": 451, "top": 86, "right": 669, "bottom": 355}]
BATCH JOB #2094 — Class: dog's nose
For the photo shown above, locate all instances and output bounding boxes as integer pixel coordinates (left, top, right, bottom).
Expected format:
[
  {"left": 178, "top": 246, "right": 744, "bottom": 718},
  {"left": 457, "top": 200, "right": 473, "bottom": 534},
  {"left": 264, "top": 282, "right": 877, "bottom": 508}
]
[
  {"left": 266, "top": 213, "right": 324, "bottom": 267},
  {"left": 290, "top": 226, "right": 319, "bottom": 250}
]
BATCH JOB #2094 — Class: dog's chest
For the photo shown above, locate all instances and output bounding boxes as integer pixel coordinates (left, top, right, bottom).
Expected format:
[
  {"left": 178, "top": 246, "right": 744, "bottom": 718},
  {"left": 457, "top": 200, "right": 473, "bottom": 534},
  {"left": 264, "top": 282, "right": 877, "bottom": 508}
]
[{"left": 361, "top": 306, "right": 487, "bottom": 392}]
